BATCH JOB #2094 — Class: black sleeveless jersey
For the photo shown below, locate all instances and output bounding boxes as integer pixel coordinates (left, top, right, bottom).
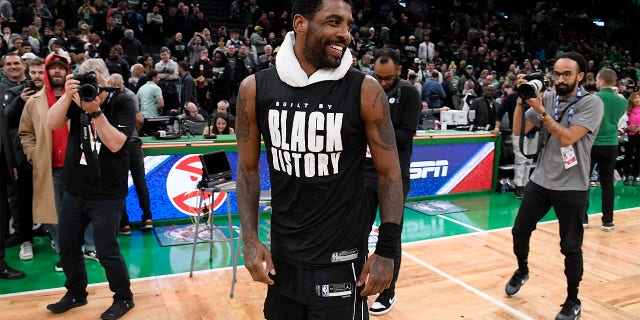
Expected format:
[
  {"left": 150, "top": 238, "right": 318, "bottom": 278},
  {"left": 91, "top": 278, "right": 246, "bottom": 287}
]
[{"left": 255, "top": 68, "right": 370, "bottom": 266}]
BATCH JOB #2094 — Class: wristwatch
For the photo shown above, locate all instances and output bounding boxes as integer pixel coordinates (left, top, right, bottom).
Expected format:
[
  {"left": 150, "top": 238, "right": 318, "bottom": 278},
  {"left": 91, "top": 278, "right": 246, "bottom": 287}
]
[
  {"left": 90, "top": 110, "right": 103, "bottom": 119},
  {"left": 536, "top": 111, "right": 547, "bottom": 120}
]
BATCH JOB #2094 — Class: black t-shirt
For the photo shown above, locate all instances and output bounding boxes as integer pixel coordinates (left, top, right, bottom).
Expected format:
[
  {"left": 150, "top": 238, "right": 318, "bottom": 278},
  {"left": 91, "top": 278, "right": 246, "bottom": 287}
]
[
  {"left": 63, "top": 90, "right": 137, "bottom": 199},
  {"left": 255, "top": 68, "right": 369, "bottom": 267}
]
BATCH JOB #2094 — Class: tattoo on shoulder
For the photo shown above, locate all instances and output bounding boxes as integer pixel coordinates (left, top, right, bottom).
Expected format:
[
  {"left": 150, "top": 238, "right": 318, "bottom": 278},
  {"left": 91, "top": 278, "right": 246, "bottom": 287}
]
[
  {"left": 371, "top": 88, "right": 396, "bottom": 151},
  {"left": 236, "top": 95, "right": 250, "bottom": 141}
]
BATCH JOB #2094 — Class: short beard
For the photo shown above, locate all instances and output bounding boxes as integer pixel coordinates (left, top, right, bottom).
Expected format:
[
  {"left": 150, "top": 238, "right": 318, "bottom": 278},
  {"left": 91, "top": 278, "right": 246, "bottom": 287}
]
[
  {"left": 50, "top": 77, "right": 66, "bottom": 88},
  {"left": 555, "top": 81, "right": 577, "bottom": 97}
]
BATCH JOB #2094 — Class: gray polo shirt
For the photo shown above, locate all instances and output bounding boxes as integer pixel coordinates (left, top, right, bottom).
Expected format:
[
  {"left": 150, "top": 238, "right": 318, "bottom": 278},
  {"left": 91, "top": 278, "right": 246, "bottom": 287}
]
[{"left": 526, "top": 88, "right": 604, "bottom": 191}]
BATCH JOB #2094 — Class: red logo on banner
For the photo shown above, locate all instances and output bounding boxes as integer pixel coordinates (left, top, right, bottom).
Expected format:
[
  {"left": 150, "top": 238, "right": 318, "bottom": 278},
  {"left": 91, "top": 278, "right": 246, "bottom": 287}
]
[{"left": 166, "top": 155, "right": 227, "bottom": 216}]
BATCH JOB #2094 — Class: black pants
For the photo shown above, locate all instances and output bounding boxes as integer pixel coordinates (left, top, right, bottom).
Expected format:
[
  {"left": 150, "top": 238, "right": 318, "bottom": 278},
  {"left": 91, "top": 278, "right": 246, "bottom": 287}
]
[
  {"left": 6, "top": 166, "right": 33, "bottom": 243},
  {"left": 624, "top": 133, "right": 640, "bottom": 179},
  {"left": 264, "top": 258, "right": 368, "bottom": 320},
  {"left": 363, "top": 176, "right": 410, "bottom": 294},
  {"left": 0, "top": 180, "right": 8, "bottom": 262},
  {"left": 121, "top": 139, "right": 152, "bottom": 226},
  {"left": 590, "top": 145, "right": 617, "bottom": 223},
  {"left": 512, "top": 182, "right": 586, "bottom": 290},
  {"left": 59, "top": 192, "right": 132, "bottom": 301}
]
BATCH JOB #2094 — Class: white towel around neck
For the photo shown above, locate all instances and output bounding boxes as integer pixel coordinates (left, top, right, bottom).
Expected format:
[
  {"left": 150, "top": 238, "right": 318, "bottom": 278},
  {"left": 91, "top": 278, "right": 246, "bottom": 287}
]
[{"left": 275, "top": 31, "right": 353, "bottom": 87}]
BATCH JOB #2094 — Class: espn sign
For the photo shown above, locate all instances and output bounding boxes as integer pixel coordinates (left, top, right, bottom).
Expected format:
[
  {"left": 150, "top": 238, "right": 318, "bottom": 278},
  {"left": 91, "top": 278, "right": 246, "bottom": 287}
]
[{"left": 409, "top": 160, "right": 449, "bottom": 179}]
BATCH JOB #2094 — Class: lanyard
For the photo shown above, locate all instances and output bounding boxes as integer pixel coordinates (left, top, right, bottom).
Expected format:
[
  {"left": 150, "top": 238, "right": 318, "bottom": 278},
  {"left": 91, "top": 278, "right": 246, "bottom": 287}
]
[{"left": 553, "top": 87, "right": 582, "bottom": 127}]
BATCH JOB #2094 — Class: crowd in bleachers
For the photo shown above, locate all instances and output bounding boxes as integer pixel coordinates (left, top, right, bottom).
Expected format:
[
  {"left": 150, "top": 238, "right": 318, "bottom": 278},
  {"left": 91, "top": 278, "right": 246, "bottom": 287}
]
[{"left": 1, "top": 0, "right": 639, "bottom": 122}]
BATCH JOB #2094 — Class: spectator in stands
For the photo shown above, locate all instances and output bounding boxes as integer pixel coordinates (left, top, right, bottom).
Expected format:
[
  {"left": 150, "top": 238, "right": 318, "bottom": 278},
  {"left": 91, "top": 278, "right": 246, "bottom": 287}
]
[
  {"left": 145, "top": 5, "right": 163, "bottom": 45},
  {"left": 143, "top": 55, "right": 154, "bottom": 75},
  {"left": 212, "top": 37, "right": 227, "bottom": 56},
  {"left": 250, "top": 25, "right": 267, "bottom": 56},
  {"left": 136, "top": 70, "right": 163, "bottom": 118},
  {"left": 258, "top": 45, "right": 274, "bottom": 70},
  {"left": 77, "top": 0, "right": 96, "bottom": 30},
  {"left": 191, "top": 47, "right": 213, "bottom": 107},
  {"left": 87, "top": 31, "right": 110, "bottom": 59},
  {"left": 175, "top": 5, "right": 196, "bottom": 39},
  {"left": 214, "top": 99, "right": 235, "bottom": 129},
  {"left": 239, "top": 43, "right": 259, "bottom": 75},
  {"left": 225, "top": 43, "right": 247, "bottom": 106},
  {"left": 470, "top": 84, "right": 499, "bottom": 131},
  {"left": 226, "top": 29, "right": 241, "bottom": 48},
  {"left": 128, "top": 63, "right": 146, "bottom": 93},
  {"left": 64, "top": 29, "right": 85, "bottom": 55},
  {"left": 124, "top": 6, "right": 143, "bottom": 38},
  {"left": 104, "top": 17, "right": 124, "bottom": 48},
  {"left": 209, "top": 51, "right": 231, "bottom": 112},
  {"left": 155, "top": 46, "right": 179, "bottom": 112},
  {"left": 186, "top": 32, "right": 205, "bottom": 65},
  {"left": 31, "top": 0, "right": 53, "bottom": 28},
  {"left": 118, "top": 29, "right": 143, "bottom": 67},
  {"left": 169, "top": 32, "right": 187, "bottom": 63},
  {"left": 177, "top": 61, "right": 197, "bottom": 108},
  {"left": 105, "top": 46, "right": 130, "bottom": 84},
  {"left": 422, "top": 71, "right": 446, "bottom": 109},
  {"left": 106, "top": 1, "right": 127, "bottom": 27}
]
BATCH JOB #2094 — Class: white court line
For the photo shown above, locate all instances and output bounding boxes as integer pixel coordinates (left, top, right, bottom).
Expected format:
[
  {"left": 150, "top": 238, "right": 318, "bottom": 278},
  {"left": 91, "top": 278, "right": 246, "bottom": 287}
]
[
  {"left": 403, "top": 251, "right": 534, "bottom": 320},
  {"left": 437, "top": 214, "right": 486, "bottom": 233},
  {"left": 3, "top": 207, "right": 638, "bottom": 299}
]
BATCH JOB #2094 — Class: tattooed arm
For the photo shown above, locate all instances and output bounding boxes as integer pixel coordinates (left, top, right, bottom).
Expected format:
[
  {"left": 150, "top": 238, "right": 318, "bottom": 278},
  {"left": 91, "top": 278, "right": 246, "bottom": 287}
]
[
  {"left": 236, "top": 74, "right": 274, "bottom": 285},
  {"left": 357, "top": 75, "right": 404, "bottom": 296}
]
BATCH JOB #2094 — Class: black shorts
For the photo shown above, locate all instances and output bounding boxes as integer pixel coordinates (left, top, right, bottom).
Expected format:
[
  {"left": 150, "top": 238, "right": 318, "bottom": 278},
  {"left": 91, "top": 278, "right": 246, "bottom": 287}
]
[{"left": 263, "top": 258, "right": 369, "bottom": 320}]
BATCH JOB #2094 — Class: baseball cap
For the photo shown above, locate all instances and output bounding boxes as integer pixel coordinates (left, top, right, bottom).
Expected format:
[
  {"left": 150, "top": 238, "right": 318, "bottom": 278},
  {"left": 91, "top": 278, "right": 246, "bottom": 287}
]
[
  {"left": 46, "top": 56, "right": 69, "bottom": 70},
  {"left": 254, "top": 26, "right": 262, "bottom": 31},
  {"left": 414, "top": 58, "right": 420, "bottom": 64},
  {"left": 21, "top": 52, "right": 37, "bottom": 60},
  {"left": 80, "top": 23, "right": 89, "bottom": 30},
  {"left": 466, "top": 65, "right": 474, "bottom": 70},
  {"left": 409, "top": 35, "right": 416, "bottom": 40}
]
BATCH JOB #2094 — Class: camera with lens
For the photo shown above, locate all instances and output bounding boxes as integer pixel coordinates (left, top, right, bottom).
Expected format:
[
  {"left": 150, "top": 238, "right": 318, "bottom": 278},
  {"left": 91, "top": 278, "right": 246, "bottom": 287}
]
[
  {"left": 73, "top": 71, "right": 118, "bottom": 102},
  {"left": 518, "top": 72, "right": 546, "bottom": 100}
]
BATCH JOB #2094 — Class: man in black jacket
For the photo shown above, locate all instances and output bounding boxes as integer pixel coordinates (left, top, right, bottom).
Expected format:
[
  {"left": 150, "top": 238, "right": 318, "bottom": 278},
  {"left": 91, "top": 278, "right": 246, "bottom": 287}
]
[
  {"left": 0, "top": 73, "right": 26, "bottom": 280},
  {"left": 366, "top": 48, "right": 422, "bottom": 316},
  {"left": 0, "top": 53, "right": 33, "bottom": 256}
]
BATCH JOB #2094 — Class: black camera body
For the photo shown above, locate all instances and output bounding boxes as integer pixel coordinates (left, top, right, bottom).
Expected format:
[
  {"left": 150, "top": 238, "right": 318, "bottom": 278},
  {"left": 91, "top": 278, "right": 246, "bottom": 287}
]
[
  {"left": 518, "top": 72, "right": 546, "bottom": 100},
  {"left": 73, "top": 71, "right": 118, "bottom": 102}
]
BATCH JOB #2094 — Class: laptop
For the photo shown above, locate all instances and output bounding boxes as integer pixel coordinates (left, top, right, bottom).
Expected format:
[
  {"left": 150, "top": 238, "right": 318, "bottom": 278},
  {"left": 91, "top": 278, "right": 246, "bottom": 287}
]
[
  {"left": 183, "top": 120, "right": 209, "bottom": 135},
  {"left": 199, "top": 151, "right": 234, "bottom": 189}
]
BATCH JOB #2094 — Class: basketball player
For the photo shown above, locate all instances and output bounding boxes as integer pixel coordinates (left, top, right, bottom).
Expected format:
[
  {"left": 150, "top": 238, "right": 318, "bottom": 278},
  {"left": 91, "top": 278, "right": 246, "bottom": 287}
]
[{"left": 235, "top": 0, "right": 404, "bottom": 318}]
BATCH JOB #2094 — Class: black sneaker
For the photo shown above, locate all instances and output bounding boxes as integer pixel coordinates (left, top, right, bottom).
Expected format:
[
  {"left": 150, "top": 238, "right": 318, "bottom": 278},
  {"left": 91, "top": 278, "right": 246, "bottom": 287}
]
[
  {"left": 514, "top": 186, "right": 524, "bottom": 199},
  {"left": 369, "top": 291, "right": 396, "bottom": 316},
  {"left": 601, "top": 222, "right": 615, "bottom": 232},
  {"left": 505, "top": 269, "right": 529, "bottom": 296},
  {"left": 101, "top": 299, "right": 135, "bottom": 320},
  {"left": 47, "top": 295, "right": 87, "bottom": 314},
  {"left": 555, "top": 299, "right": 581, "bottom": 320},
  {"left": 141, "top": 219, "right": 153, "bottom": 231},
  {"left": 118, "top": 225, "right": 132, "bottom": 236},
  {"left": 84, "top": 250, "right": 99, "bottom": 261}
]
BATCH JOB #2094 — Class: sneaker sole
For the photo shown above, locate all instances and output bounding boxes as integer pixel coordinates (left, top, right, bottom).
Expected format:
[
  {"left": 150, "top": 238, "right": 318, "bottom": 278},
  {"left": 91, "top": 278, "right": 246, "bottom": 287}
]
[
  {"left": 369, "top": 298, "right": 397, "bottom": 316},
  {"left": 601, "top": 226, "right": 614, "bottom": 232},
  {"left": 19, "top": 254, "right": 33, "bottom": 261}
]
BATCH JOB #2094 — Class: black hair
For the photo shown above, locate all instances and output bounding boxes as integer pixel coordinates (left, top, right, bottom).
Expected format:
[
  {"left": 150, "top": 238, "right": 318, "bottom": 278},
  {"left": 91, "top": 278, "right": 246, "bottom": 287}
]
[
  {"left": 557, "top": 52, "right": 587, "bottom": 84},
  {"left": 177, "top": 61, "right": 189, "bottom": 71},
  {"left": 373, "top": 48, "right": 400, "bottom": 66},
  {"left": 291, "top": 0, "right": 353, "bottom": 24}
]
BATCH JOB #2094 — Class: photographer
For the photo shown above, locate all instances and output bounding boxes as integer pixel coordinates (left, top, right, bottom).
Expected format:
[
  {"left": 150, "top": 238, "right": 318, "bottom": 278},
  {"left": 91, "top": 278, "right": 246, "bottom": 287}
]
[
  {"left": 155, "top": 46, "right": 180, "bottom": 113},
  {"left": 506, "top": 52, "right": 603, "bottom": 320},
  {"left": 45, "top": 59, "right": 136, "bottom": 319}
]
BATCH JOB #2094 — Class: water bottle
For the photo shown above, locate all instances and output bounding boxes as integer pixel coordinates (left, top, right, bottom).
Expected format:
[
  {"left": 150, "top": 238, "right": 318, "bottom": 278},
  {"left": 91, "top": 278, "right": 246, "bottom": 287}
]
[{"left": 500, "top": 180, "right": 507, "bottom": 193}]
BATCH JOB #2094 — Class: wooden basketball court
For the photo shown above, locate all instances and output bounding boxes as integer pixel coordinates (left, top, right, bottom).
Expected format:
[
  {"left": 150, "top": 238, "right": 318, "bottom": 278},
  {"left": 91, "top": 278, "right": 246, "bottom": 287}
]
[{"left": 1, "top": 209, "right": 639, "bottom": 319}]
